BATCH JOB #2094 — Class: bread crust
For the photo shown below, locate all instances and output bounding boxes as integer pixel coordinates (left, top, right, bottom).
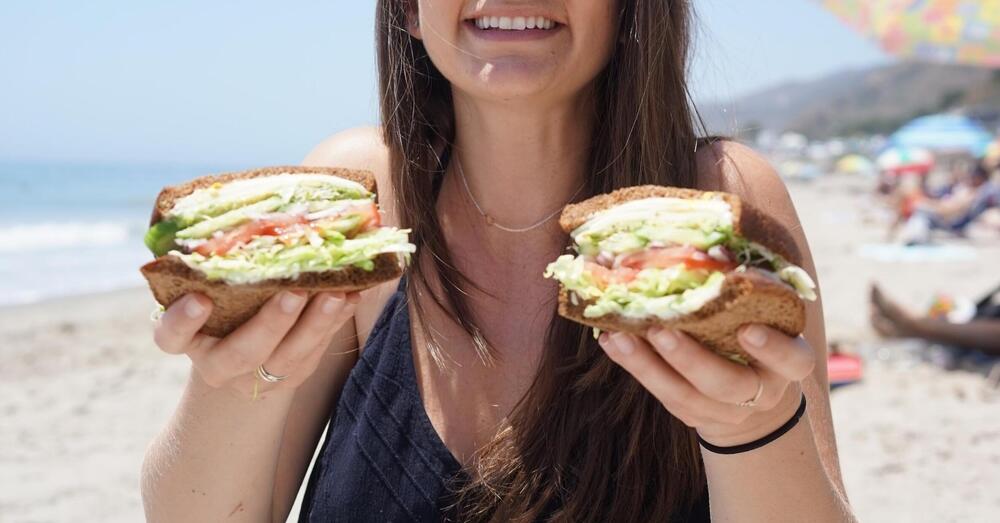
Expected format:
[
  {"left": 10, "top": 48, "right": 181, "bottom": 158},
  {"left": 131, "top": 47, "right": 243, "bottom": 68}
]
[
  {"left": 141, "top": 166, "right": 398, "bottom": 338},
  {"left": 141, "top": 253, "right": 404, "bottom": 337},
  {"left": 559, "top": 184, "right": 802, "bottom": 266},
  {"left": 558, "top": 268, "right": 805, "bottom": 363}
]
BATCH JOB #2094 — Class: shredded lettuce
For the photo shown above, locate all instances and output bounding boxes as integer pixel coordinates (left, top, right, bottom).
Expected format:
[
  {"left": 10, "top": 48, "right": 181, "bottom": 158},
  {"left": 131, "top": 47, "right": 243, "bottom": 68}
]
[
  {"left": 583, "top": 271, "right": 727, "bottom": 319},
  {"left": 544, "top": 254, "right": 726, "bottom": 319},
  {"left": 777, "top": 265, "right": 817, "bottom": 301},
  {"left": 544, "top": 195, "right": 818, "bottom": 323},
  {"left": 171, "top": 227, "right": 415, "bottom": 284}
]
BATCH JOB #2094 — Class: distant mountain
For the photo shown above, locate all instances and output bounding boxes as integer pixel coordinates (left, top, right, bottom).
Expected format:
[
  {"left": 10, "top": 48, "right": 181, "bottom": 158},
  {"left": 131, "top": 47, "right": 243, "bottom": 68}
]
[{"left": 697, "top": 62, "right": 1000, "bottom": 139}]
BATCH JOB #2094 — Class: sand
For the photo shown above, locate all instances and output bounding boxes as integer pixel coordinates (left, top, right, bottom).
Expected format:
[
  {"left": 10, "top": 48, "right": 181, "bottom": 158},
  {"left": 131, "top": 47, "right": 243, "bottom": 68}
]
[{"left": 2, "top": 174, "right": 999, "bottom": 522}]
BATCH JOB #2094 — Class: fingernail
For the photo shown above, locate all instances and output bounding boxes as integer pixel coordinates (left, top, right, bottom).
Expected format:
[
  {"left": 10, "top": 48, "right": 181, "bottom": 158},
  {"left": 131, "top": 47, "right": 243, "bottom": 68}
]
[
  {"left": 321, "top": 295, "right": 339, "bottom": 314},
  {"left": 280, "top": 292, "right": 306, "bottom": 314},
  {"left": 742, "top": 325, "right": 768, "bottom": 347},
  {"left": 610, "top": 332, "right": 635, "bottom": 355},
  {"left": 184, "top": 296, "right": 205, "bottom": 318},
  {"left": 650, "top": 327, "right": 679, "bottom": 352}
]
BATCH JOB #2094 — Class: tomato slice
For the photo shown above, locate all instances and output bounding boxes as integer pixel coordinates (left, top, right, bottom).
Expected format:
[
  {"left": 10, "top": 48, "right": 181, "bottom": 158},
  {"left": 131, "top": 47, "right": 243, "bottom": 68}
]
[
  {"left": 194, "top": 214, "right": 309, "bottom": 256},
  {"left": 585, "top": 261, "right": 638, "bottom": 288},
  {"left": 192, "top": 202, "right": 383, "bottom": 256},
  {"left": 619, "top": 246, "right": 735, "bottom": 272},
  {"left": 352, "top": 201, "right": 381, "bottom": 231}
]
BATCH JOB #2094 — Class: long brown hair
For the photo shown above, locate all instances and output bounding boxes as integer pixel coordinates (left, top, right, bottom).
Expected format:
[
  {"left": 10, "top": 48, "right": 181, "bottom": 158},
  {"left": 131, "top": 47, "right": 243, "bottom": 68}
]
[{"left": 376, "top": 1, "right": 709, "bottom": 521}]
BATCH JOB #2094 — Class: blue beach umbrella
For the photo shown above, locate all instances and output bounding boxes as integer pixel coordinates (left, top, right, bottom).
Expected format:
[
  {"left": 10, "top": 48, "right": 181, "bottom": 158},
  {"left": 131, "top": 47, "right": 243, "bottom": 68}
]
[{"left": 889, "top": 114, "right": 995, "bottom": 156}]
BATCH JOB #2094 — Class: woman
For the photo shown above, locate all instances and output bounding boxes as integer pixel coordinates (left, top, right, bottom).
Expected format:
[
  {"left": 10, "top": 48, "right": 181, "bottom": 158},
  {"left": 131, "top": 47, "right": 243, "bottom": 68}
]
[{"left": 141, "top": 1, "right": 854, "bottom": 521}]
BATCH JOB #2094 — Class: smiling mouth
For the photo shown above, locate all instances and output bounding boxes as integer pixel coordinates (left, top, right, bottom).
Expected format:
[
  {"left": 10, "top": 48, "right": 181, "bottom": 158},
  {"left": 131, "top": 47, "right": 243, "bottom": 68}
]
[{"left": 470, "top": 15, "right": 560, "bottom": 31}]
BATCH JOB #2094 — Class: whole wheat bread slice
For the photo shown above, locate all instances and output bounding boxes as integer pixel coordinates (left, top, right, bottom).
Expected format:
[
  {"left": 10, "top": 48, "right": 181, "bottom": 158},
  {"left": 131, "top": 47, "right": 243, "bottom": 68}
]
[
  {"left": 140, "top": 166, "right": 403, "bottom": 338},
  {"left": 557, "top": 185, "right": 808, "bottom": 363}
]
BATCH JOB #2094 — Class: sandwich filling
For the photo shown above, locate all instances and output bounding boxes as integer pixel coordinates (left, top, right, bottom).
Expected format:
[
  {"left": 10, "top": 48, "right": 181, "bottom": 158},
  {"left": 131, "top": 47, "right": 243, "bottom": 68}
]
[
  {"left": 143, "top": 174, "right": 415, "bottom": 284},
  {"left": 543, "top": 196, "right": 816, "bottom": 321}
]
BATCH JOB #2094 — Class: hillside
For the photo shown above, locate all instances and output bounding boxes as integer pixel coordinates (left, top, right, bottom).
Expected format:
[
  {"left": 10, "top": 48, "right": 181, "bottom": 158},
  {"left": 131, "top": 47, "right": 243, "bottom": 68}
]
[{"left": 698, "top": 62, "right": 1000, "bottom": 139}]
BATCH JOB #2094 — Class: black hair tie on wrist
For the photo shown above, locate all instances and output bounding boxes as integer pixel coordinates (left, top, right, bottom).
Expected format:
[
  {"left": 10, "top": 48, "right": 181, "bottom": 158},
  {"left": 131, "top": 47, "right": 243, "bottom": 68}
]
[{"left": 698, "top": 394, "right": 808, "bottom": 455}]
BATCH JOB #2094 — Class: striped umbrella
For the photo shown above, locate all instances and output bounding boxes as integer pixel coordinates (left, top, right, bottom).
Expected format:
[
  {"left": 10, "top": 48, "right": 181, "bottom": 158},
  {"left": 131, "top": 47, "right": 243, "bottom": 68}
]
[{"left": 817, "top": 0, "right": 1000, "bottom": 68}]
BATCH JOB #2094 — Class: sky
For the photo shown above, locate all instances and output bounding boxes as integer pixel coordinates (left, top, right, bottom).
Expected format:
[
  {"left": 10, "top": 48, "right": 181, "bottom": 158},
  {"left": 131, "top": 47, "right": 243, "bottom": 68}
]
[{"left": 0, "top": 1, "right": 888, "bottom": 166}]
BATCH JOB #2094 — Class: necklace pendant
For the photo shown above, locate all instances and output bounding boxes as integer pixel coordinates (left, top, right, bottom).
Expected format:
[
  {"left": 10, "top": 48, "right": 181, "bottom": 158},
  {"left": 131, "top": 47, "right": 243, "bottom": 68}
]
[{"left": 485, "top": 215, "right": 495, "bottom": 226}]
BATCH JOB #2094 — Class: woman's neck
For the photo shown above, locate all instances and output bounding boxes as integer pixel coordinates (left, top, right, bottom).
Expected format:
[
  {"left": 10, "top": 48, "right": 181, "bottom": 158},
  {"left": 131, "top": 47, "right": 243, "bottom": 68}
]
[{"left": 446, "top": 93, "right": 595, "bottom": 231}]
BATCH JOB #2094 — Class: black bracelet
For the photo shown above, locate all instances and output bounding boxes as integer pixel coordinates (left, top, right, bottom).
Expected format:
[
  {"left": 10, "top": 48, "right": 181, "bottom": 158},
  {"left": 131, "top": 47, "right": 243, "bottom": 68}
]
[{"left": 697, "top": 394, "right": 807, "bottom": 455}]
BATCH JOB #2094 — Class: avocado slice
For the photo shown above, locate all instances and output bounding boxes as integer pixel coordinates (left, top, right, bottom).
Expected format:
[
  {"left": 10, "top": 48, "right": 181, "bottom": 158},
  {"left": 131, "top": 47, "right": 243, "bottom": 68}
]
[{"left": 144, "top": 220, "right": 181, "bottom": 257}]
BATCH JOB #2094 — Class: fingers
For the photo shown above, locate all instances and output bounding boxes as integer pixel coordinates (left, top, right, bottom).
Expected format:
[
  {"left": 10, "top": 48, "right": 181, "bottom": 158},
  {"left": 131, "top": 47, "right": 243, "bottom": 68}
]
[
  {"left": 345, "top": 291, "right": 361, "bottom": 305},
  {"left": 153, "top": 294, "right": 213, "bottom": 355},
  {"left": 645, "top": 327, "right": 761, "bottom": 405},
  {"left": 598, "top": 332, "right": 747, "bottom": 426},
  {"left": 195, "top": 291, "right": 309, "bottom": 385},
  {"left": 261, "top": 292, "right": 357, "bottom": 379},
  {"left": 738, "top": 325, "right": 815, "bottom": 382}
]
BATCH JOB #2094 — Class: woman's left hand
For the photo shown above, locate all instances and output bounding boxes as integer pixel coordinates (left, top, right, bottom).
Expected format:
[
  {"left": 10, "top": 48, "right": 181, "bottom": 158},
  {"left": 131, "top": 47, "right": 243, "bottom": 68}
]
[{"left": 598, "top": 325, "right": 816, "bottom": 447}]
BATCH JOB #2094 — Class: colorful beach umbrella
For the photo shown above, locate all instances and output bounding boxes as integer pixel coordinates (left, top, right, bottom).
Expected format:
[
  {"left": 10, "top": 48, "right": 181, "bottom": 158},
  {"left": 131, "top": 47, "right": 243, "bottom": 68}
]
[
  {"left": 817, "top": 0, "right": 1000, "bottom": 68},
  {"left": 835, "top": 154, "right": 876, "bottom": 174},
  {"left": 877, "top": 146, "right": 935, "bottom": 174},
  {"left": 889, "top": 114, "right": 994, "bottom": 155}
]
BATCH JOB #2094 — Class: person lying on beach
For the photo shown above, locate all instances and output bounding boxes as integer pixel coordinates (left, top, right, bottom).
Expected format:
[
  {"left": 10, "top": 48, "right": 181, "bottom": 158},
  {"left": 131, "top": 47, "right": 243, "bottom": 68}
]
[
  {"left": 139, "top": 2, "right": 855, "bottom": 522},
  {"left": 870, "top": 284, "right": 1000, "bottom": 355},
  {"left": 897, "top": 163, "right": 1000, "bottom": 245}
]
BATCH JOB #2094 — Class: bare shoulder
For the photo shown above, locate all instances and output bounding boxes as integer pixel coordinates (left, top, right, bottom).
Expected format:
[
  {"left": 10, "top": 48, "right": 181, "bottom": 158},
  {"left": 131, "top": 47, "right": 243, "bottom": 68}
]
[
  {"left": 302, "top": 126, "right": 400, "bottom": 345},
  {"left": 303, "top": 126, "right": 398, "bottom": 226},
  {"left": 303, "top": 125, "right": 387, "bottom": 170},
  {"left": 695, "top": 140, "right": 797, "bottom": 226}
]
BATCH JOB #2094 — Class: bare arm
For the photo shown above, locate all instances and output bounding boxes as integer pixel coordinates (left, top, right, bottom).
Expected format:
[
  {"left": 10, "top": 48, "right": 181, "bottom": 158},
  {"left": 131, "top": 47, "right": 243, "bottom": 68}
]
[
  {"left": 593, "top": 142, "right": 853, "bottom": 520},
  {"left": 700, "top": 141, "right": 852, "bottom": 521},
  {"left": 140, "top": 291, "right": 360, "bottom": 522}
]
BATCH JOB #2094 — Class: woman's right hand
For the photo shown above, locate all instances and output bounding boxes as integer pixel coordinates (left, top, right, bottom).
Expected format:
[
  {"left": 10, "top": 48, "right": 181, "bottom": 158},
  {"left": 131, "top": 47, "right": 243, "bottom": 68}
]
[{"left": 153, "top": 290, "right": 360, "bottom": 397}]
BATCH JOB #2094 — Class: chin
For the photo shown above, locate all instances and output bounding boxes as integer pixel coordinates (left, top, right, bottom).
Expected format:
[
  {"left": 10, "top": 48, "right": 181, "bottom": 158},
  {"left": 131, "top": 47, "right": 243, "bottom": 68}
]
[{"left": 455, "top": 55, "right": 566, "bottom": 101}]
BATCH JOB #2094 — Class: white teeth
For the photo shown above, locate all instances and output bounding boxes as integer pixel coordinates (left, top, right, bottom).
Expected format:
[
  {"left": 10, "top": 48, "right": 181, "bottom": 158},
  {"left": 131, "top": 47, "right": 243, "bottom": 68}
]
[{"left": 475, "top": 15, "right": 556, "bottom": 30}]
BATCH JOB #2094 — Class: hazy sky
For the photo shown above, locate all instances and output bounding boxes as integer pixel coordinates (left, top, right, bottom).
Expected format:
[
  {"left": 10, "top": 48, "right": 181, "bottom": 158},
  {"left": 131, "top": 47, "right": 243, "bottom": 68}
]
[{"left": 0, "top": 1, "right": 887, "bottom": 166}]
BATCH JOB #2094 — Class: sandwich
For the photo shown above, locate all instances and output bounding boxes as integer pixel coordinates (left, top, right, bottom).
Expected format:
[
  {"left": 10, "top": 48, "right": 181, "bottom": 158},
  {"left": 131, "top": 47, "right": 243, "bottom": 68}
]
[
  {"left": 140, "top": 166, "right": 414, "bottom": 337},
  {"left": 543, "top": 185, "right": 816, "bottom": 364}
]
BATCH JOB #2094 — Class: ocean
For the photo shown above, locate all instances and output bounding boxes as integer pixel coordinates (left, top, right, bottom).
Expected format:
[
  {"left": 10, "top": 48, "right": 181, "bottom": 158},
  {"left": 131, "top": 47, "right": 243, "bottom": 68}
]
[{"left": 0, "top": 162, "right": 241, "bottom": 306}]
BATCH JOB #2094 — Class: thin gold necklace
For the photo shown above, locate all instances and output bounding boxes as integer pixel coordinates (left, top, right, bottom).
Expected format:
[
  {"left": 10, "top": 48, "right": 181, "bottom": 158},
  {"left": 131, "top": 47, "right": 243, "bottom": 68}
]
[{"left": 455, "top": 154, "right": 586, "bottom": 233}]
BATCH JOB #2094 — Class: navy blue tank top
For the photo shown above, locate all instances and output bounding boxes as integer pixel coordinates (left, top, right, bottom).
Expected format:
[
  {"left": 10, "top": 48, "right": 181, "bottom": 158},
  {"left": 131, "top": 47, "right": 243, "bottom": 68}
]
[
  {"left": 298, "top": 274, "right": 711, "bottom": 522},
  {"left": 299, "top": 275, "right": 465, "bottom": 522}
]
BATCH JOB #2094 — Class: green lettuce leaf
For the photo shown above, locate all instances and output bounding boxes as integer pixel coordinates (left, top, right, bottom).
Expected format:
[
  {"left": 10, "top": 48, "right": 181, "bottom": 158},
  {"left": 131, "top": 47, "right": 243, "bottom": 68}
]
[{"left": 171, "top": 227, "right": 415, "bottom": 284}]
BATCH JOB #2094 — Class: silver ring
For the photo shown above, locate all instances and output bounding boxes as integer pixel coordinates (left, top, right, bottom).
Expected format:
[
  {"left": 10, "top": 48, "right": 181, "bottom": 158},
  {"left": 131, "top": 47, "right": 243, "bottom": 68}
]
[
  {"left": 738, "top": 374, "right": 765, "bottom": 408},
  {"left": 256, "top": 364, "right": 287, "bottom": 383}
]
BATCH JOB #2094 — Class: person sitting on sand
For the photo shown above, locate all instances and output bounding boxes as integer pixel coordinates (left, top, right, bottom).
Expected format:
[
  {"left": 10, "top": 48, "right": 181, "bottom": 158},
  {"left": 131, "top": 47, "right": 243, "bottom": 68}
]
[
  {"left": 897, "top": 162, "right": 999, "bottom": 245},
  {"left": 870, "top": 284, "right": 1000, "bottom": 355}
]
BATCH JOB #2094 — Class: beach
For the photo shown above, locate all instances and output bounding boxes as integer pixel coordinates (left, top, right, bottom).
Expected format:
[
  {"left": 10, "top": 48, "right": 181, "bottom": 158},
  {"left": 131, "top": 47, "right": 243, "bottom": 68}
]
[{"left": 2, "top": 174, "right": 999, "bottom": 522}]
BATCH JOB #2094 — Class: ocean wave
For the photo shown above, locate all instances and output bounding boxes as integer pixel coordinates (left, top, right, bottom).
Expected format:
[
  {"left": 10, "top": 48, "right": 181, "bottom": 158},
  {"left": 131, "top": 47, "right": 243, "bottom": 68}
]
[{"left": 0, "top": 221, "right": 135, "bottom": 252}]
